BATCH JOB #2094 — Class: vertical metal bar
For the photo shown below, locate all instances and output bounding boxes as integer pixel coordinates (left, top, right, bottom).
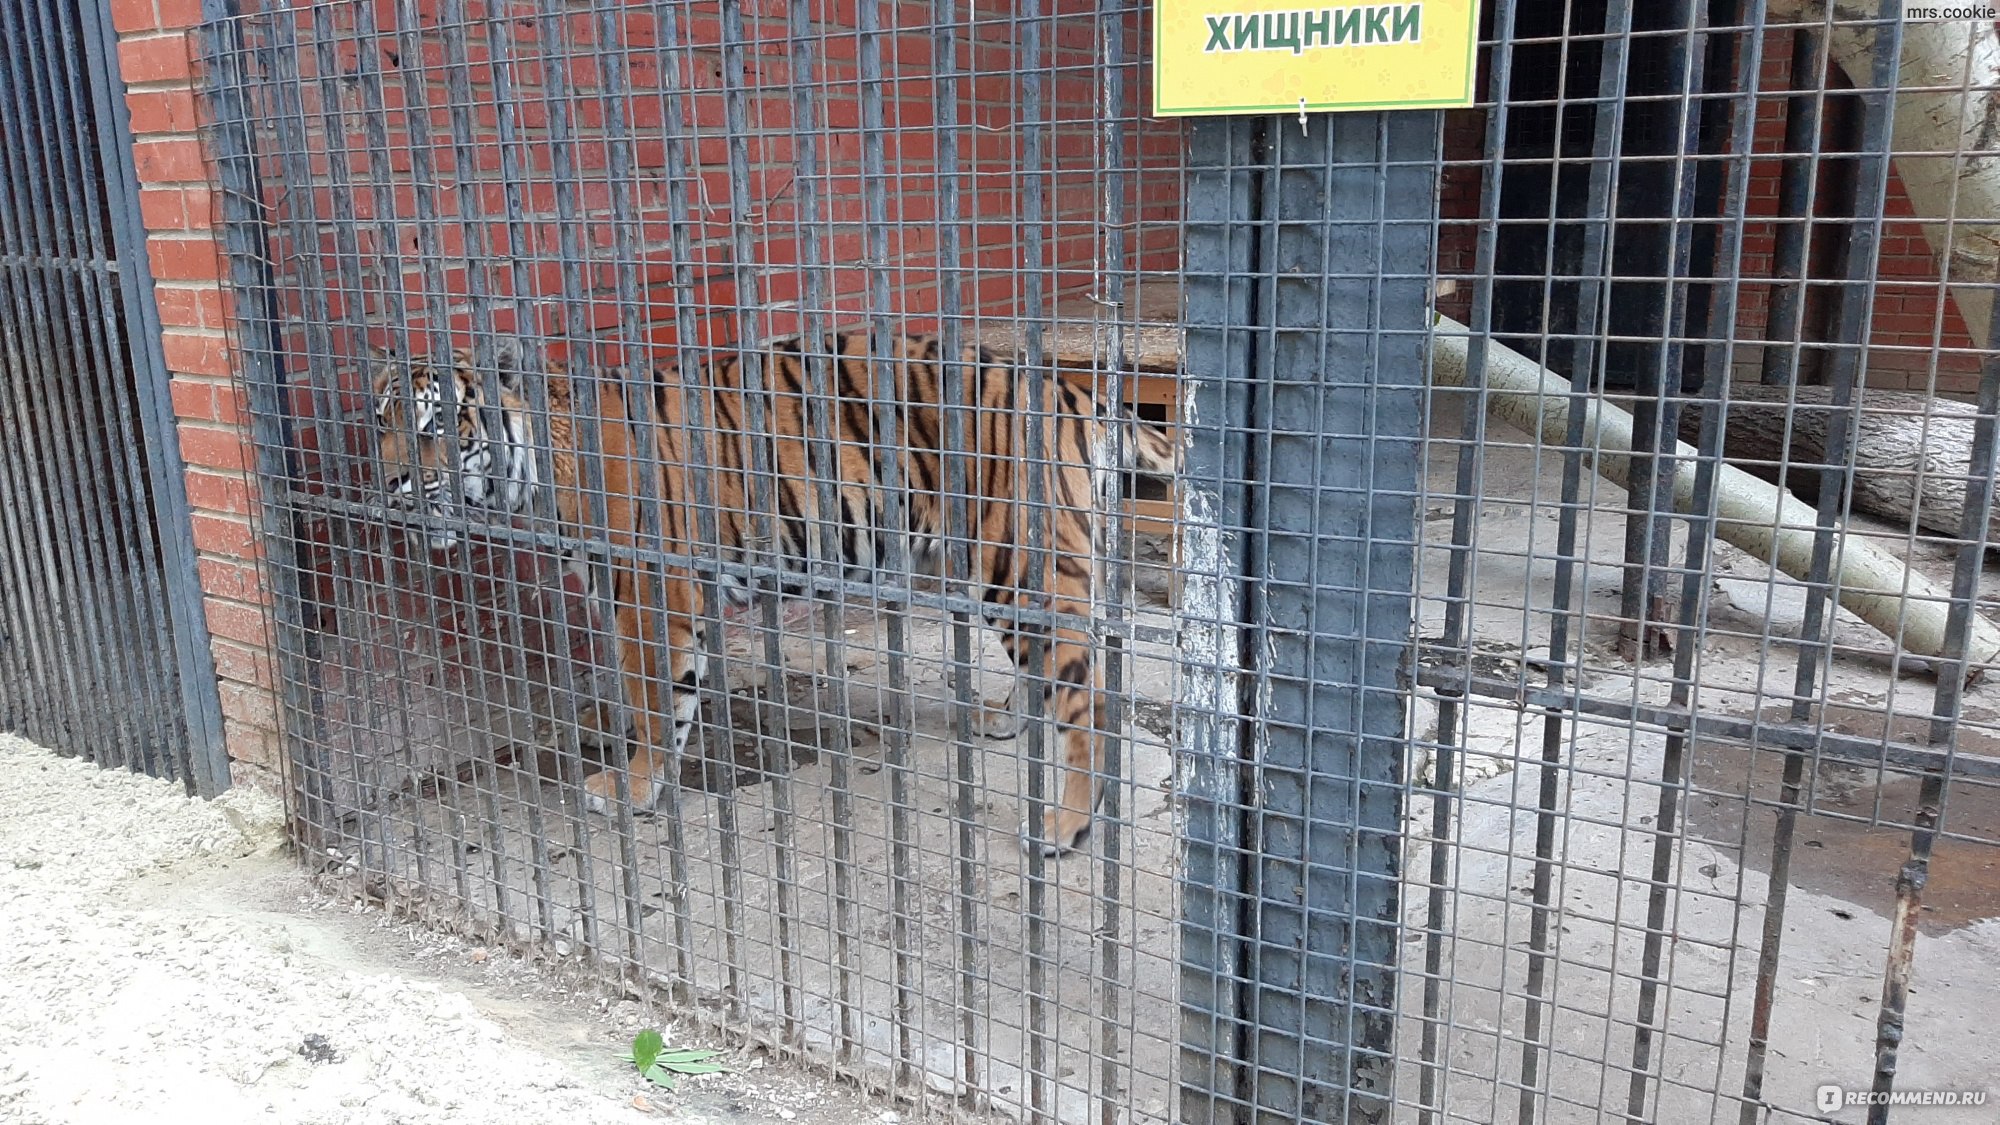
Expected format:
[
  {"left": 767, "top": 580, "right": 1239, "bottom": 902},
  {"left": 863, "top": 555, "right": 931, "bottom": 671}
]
[
  {"left": 301, "top": 0, "right": 409, "bottom": 893},
  {"left": 1635, "top": 7, "right": 1767, "bottom": 1123},
  {"left": 642, "top": 0, "right": 719, "bottom": 1001},
  {"left": 1015, "top": 0, "right": 1056, "bottom": 1117},
  {"left": 728, "top": 0, "right": 806, "bottom": 1052},
  {"left": 1758, "top": 27, "right": 1830, "bottom": 389},
  {"left": 927, "top": 0, "right": 986, "bottom": 1098},
  {"left": 1092, "top": 5, "right": 1130, "bottom": 1123},
  {"left": 390, "top": 0, "right": 534, "bottom": 931},
  {"left": 783, "top": 0, "right": 861, "bottom": 1062},
  {"left": 854, "top": 0, "right": 922, "bottom": 1084},
  {"left": 1736, "top": 13, "right": 1851, "bottom": 1117},
  {"left": 1416, "top": 3, "right": 1520, "bottom": 1120},
  {"left": 1749, "top": 29, "right": 1907, "bottom": 1105},
  {"left": 1175, "top": 111, "right": 1258, "bottom": 1123},
  {"left": 201, "top": 3, "right": 332, "bottom": 847},
  {"left": 348, "top": 0, "right": 453, "bottom": 905},
  {"left": 432, "top": 0, "right": 545, "bottom": 933},
  {"left": 382, "top": 0, "right": 485, "bottom": 914},
  {"left": 0, "top": 436, "right": 42, "bottom": 737},
  {"left": 0, "top": 345, "right": 41, "bottom": 734},
  {"left": 1786, "top": 2, "right": 1899, "bottom": 729},
  {"left": 1614, "top": 0, "right": 1707, "bottom": 663},
  {"left": 1622, "top": 5, "right": 1727, "bottom": 1115},
  {"left": 74, "top": 0, "right": 227, "bottom": 790},
  {"left": 258, "top": 9, "right": 372, "bottom": 860},
  {"left": 1510, "top": 5, "right": 1634, "bottom": 1119},
  {"left": 657, "top": 0, "right": 750, "bottom": 1022},
  {"left": 530, "top": 0, "right": 615, "bottom": 959},
  {"left": 583, "top": 0, "right": 661, "bottom": 974},
  {"left": 1703, "top": 25, "right": 1808, "bottom": 1125},
  {"left": 716, "top": 0, "right": 799, "bottom": 1034},
  {"left": 476, "top": 0, "right": 576, "bottom": 951},
  {"left": 1858, "top": 772, "right": 1940, "bottom": 1125}
]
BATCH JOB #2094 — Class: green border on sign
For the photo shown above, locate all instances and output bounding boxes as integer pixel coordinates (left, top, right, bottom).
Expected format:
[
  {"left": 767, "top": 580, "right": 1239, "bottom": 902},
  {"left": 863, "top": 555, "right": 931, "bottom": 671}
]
[{"left": 1150, "top": 2, "right": 1483, "bottom": 117}]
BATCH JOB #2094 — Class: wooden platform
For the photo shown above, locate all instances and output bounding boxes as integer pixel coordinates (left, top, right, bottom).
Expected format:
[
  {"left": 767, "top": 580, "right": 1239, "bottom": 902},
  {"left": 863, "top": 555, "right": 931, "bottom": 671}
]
[{"left": 971, "top": 277, "right": 1187, "bottom": 375}]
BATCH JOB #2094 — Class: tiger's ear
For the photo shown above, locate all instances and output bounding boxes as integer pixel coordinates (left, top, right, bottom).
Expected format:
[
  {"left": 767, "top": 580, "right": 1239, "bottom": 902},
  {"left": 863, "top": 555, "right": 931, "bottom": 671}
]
[
  {"left": 367, "top": 344, "right": 401, "bottom": 400},
  {"left": 491, "top": 338, "right": 523, "bottom": 388}
]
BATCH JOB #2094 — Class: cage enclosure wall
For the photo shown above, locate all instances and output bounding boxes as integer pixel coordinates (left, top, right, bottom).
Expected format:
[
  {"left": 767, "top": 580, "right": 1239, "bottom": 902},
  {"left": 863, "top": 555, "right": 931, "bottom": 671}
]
[
  {"left": 200, "top": 1, "right": 1207, "bottom": 1120},
  {"left": 188, "top": 0, "right": 2000, "bottom": 1123}
]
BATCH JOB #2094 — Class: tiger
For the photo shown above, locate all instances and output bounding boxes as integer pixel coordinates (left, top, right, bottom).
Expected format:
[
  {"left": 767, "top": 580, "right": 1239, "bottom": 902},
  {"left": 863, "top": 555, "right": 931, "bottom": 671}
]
[{"left": 370, "top": 329, "right": 1179, "bottom": 856}]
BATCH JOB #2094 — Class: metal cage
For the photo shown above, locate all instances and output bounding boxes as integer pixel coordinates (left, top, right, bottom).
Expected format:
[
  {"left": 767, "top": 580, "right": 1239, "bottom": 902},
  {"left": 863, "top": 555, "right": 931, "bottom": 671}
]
[{"left": 194, "top": 1, "right": 2000, "bottom": 1122}]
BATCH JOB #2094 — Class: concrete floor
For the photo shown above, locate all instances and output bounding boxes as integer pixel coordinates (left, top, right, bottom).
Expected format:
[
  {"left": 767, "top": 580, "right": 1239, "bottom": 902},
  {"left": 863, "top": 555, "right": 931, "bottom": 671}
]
[
  {"left": 303, "top": 395, "right": 2000, "bottom": 1124},
  {"left": 1398, "top": 396, "right": 2000, "bottom": 1125}
]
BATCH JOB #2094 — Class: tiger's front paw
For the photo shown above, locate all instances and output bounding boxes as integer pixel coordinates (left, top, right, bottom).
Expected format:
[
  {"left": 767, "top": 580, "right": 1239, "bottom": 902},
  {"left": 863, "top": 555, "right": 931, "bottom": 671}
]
[
  {"left": 582, "top": 767, "right": 660, "bottom": 814},
  {"left": 1021, "top": 806, "right": 1093, "bottom": 858},
  {"left": 974, "top": 690, "right": 1020, "bottom": 739}
]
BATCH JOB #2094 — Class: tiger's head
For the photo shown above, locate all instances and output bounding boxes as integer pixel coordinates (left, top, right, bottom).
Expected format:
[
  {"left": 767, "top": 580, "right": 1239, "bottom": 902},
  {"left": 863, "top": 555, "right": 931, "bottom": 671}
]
[{"left": 370, "top": 344, "right": 539, "bottom": 552}]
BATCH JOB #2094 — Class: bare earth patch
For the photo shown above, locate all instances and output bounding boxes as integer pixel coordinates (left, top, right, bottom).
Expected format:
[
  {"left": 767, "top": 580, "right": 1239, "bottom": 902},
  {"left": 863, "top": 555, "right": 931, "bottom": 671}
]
[{"left": 0, "top": 734, "right": 893, "bottom": 1125}]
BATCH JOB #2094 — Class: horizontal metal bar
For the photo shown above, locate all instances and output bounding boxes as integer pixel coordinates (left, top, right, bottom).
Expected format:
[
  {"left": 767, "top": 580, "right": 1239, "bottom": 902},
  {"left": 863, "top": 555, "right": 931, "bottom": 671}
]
[
  {"left": 0, "top": 253, "right": 117, "bottom": 274},
  {"left": 1414, "top": 664, "right": 2000, "bottom": 783},
  {"left": 278, "top": 484, "right": 1183, "bottom": 648}
]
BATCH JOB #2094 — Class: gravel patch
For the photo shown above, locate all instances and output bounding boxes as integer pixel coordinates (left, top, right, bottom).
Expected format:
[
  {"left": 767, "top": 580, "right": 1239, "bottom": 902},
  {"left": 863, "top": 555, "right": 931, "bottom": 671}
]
[{"left": 0, "top": 734, "right": 887, "bottom": 1125}]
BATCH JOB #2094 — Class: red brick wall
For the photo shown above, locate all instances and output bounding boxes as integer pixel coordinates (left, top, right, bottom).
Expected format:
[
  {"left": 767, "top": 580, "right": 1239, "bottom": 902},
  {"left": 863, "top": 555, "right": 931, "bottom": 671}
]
[
  {"left": 230, "top": 1, "right": 1176, "bottom": 370},
  {"left": 1434, "top": 32, "right": 1985, "bottom": 397},
  {"left": 114, "top": 0, "right": 283, "bottom": 784}
]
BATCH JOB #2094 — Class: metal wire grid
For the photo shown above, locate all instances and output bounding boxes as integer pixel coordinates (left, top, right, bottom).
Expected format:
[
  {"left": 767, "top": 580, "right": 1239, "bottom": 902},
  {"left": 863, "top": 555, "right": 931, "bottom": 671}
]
[
  {"left": 0, "top": 0, "right": 225, "bottom": 793},
  {"left": 1413, "top": 3, "right": 2000, "bottom": 1124},
  {"left": 203, "top": 0, "right": 1188, "bottom": 1119},
  {"left": 193, "top": 0, "right": 2000, "bottom": 1122}
]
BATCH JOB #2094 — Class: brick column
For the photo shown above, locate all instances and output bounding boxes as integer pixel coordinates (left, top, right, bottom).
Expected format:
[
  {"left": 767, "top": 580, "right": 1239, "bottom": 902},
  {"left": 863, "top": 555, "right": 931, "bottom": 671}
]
[{"left": 112, "top": 0, "right": 283, "bottom": 786}]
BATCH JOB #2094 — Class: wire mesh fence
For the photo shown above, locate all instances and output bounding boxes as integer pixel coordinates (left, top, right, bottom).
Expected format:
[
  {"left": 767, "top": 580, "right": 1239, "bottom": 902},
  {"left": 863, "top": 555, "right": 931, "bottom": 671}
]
[
  {"left": 193, "top": 0, "right": 2000, "bottom": 1122},
  {"left": 1415, "top": 3, "right": 2000, "bottom": 1123},
  {"left": 202, "top": 1, "right": 1190, "bottom": 1119}
]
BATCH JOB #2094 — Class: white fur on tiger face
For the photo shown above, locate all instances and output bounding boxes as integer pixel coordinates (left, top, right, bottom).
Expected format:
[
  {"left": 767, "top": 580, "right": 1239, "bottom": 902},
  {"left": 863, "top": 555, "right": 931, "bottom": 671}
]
[{"left": 372, "top": 348, "right": 537, "bottom": 552}]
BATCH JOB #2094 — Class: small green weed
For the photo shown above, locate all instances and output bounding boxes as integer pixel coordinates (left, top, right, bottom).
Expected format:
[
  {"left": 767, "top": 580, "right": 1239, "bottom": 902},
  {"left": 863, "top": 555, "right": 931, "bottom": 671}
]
[{"left": 620, "top": 1029, "right": 729, "bottom": 1091}]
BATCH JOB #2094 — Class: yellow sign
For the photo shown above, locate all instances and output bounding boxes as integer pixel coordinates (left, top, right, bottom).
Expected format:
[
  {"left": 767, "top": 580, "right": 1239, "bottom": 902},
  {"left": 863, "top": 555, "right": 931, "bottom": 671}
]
[{"left": 1152, "top": 1, "right": 1480, "bottom": 117}]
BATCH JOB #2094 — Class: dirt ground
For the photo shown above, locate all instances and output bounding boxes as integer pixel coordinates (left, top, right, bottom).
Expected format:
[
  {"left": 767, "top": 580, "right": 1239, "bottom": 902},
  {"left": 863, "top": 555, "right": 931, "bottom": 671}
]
[{"left": 0, "top": 733, "right": 898, "bottom": 1125}]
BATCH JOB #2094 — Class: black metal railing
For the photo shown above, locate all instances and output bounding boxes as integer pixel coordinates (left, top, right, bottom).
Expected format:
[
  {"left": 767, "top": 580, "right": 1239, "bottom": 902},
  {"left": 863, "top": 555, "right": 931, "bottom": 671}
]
[{"left": 0, "top": 0, "right": 225, "bottom": 796}]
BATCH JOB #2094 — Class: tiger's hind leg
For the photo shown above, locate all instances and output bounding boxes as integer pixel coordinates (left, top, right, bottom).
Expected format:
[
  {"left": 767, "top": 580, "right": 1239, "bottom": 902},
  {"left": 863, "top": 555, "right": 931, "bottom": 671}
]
[{"left": 582, "top": 562, "right": 705, "bottom": 814}]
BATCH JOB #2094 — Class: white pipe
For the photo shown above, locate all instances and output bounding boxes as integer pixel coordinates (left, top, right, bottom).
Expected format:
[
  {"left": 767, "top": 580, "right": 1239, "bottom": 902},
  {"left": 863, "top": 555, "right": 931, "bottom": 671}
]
[{"left": 1429, "top": 315, "right": 2000, "bottom": 681}]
